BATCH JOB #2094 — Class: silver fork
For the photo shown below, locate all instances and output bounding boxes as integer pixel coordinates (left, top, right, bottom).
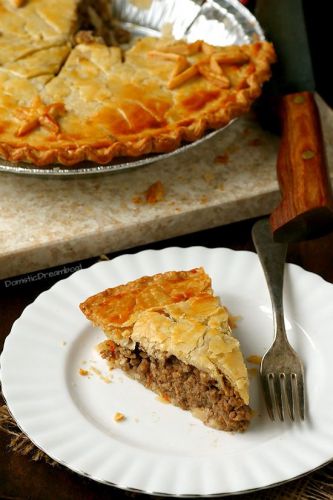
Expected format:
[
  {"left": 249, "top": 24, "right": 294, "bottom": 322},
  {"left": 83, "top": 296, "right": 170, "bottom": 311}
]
[{"left": 252, "top": 218, "right": 305, "bottom": 421}]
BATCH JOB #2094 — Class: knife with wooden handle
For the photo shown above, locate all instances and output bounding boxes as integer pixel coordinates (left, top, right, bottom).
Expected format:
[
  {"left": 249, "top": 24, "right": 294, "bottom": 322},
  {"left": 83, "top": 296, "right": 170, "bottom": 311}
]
[{"left": 256, "top": 0, "right": 333, "bottom": 242}]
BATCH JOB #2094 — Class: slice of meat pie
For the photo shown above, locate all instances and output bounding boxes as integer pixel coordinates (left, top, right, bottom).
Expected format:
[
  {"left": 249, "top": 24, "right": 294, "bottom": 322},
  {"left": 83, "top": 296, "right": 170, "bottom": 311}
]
[{"left": 80, "top": 268, "right": 251, "bottom": 432}]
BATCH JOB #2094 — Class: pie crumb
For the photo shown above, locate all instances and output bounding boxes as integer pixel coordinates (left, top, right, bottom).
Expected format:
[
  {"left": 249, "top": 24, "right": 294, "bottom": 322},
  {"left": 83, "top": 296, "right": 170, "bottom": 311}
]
[
  {"left": 202, "top": 172, "right": 215, "bottom": 183},
  {"left": 99, "top": 254, "right": 110, "bottom": 261},
  {"left": 145, "top": 181, "right": 165, "bottom": 203},
  {"left": 225, "top": 307, "right": 241, "bottom": 329},
  {"left": 132, "top": 195, "right": 143, "bottom": 204},
  {"left": 247, "top": 355, "right": 262, "bottom": 365},
  {"left": 248, "top": 138, "right": 263, "bottom": 147},
  {"left": 228, "top": 314, "right": 242, "bottom": 329},
  {"left": 114, "top": 412, "right": 126, "bottom": 422},
  {"left": 156, "top": 394, "right": 170, "bottom": 404},
  {"left": 90, "top": 366, "right": 112, "bottom": 384},
  {"left": 79, "top": 368, "right": 89, "bottom": 376},
  {"left": 214, "top": 153, "right": 229, "bottom": 164}
]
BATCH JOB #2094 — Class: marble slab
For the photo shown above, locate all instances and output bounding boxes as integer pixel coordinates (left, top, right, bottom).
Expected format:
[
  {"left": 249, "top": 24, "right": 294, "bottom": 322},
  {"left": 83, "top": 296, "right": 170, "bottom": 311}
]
[{"left": 0, "top": 95, "right": 332, "bottom": 280}]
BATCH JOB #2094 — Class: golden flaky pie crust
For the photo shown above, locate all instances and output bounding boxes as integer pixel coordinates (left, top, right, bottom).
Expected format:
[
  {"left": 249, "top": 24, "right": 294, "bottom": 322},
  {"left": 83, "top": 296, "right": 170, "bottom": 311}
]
[
  {"left": 80, "top": 268, "right": 249, "bottom": 404},
  {"left": 0, "top": 0, "right": 276, "bottom": 167}
]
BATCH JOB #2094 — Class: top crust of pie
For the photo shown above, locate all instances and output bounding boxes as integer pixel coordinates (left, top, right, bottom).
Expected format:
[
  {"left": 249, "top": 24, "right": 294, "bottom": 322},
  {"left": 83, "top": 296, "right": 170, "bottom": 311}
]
[
  {"left": 0, "top": 0, "right": 276, "bottom": 167},
  {"left": 80, "top": 268, "right": 249, "bottom": 404},
  {"left": 80, "top": 268, "right": 213, "bottom": 329}
]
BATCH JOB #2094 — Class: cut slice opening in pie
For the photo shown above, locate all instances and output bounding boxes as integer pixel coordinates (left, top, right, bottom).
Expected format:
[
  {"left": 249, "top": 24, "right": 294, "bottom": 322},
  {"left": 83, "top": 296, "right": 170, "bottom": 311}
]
[
  {"left": 80, "top": 268, "right": 252, "bottom": 432},
  {"left": 0, "top": 0, "right": 276, "bottom": 167}
]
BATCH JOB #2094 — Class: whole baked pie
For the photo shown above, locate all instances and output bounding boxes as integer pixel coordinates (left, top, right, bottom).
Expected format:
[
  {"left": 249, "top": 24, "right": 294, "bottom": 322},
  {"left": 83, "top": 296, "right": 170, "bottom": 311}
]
[
  {"left": 0, "top": 0, "right": 276, "bottom": 167},
  {"left": 80, "top": 268, "right": 252, "bottom": 432}
]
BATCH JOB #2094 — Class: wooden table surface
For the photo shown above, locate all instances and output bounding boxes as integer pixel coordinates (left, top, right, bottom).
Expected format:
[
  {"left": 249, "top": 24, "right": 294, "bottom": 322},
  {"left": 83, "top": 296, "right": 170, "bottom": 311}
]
[{"left": 1, "top": 217, "right": 332, "bottom": 500}]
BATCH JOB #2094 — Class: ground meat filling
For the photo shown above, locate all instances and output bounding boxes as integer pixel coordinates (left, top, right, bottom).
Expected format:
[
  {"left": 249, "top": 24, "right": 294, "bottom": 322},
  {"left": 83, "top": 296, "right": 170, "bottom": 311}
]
[{"left": 100, "top": 341, "right": 251, "bottom": 432}]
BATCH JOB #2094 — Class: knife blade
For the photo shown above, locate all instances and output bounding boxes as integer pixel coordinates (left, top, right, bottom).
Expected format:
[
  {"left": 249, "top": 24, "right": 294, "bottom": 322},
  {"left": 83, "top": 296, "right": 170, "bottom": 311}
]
[{"left": 255, "top": 0, "right": 333, "bottom": 242}]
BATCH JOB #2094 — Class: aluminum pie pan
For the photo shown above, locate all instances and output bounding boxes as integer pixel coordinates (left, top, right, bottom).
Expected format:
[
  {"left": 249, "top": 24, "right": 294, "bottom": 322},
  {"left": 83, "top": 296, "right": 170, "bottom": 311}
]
[{"left": 0, "top": 0, "right": 264, "bottom": 177}]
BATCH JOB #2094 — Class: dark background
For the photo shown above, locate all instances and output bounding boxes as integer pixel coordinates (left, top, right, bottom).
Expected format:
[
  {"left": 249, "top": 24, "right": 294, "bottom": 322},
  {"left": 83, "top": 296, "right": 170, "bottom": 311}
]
[
  {"left": 253, "top": 0, "right": 332, "bottom": 108},
  {"left": 303, "top": 1, "right": 332, "bottom": 107}
]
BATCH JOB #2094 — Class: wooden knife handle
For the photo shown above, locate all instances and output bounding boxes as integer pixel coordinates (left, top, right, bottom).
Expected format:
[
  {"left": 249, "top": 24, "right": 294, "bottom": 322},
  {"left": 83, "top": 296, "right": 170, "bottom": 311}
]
[{"left": 270, "top": 91, "right": 333, "bottom": 242}]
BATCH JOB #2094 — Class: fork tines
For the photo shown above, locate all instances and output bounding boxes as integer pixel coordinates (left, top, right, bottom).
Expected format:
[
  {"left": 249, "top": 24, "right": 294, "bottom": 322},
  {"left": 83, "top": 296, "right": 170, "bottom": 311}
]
[{"left": 262, "top": 371, "right": 305, "bottom": 422}]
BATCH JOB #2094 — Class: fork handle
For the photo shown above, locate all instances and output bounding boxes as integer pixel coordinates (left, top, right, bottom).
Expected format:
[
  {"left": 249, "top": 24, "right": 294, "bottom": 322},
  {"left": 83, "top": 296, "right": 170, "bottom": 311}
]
[{"left": 252, "top": 219, "right": 288, "bottom": 342}]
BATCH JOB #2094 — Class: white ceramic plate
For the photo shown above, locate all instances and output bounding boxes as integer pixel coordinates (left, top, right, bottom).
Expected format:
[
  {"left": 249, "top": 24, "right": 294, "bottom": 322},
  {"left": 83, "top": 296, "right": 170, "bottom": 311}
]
[{"left": 1, "top": 247, "right": 333, "bottom": 496}]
